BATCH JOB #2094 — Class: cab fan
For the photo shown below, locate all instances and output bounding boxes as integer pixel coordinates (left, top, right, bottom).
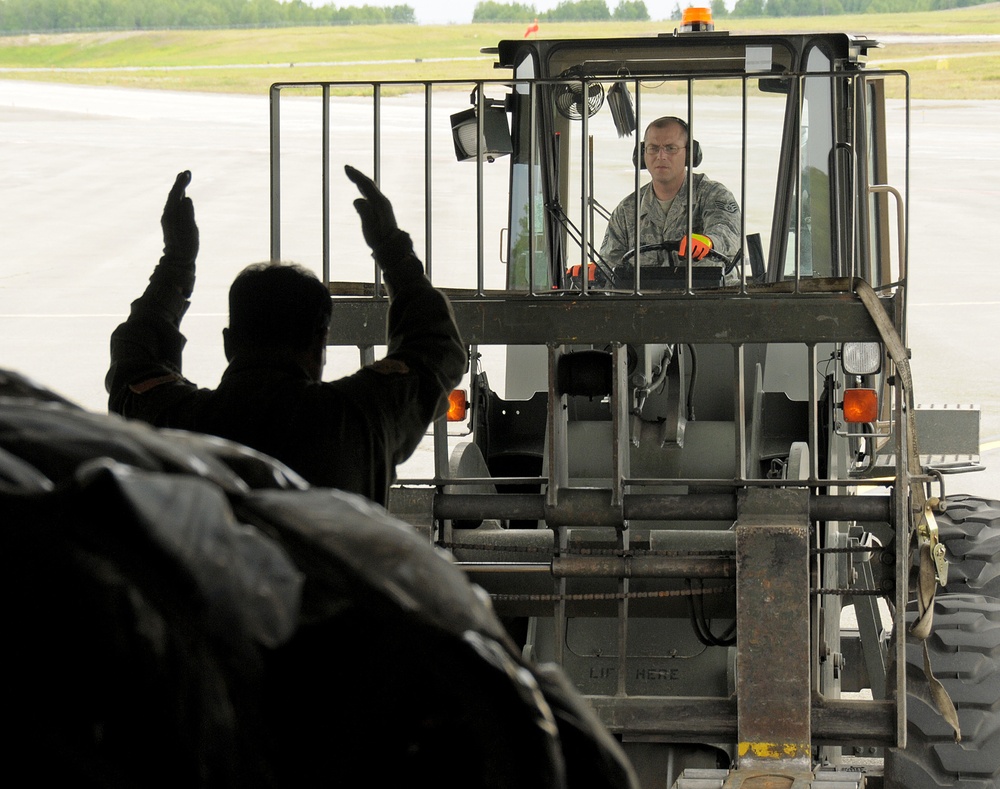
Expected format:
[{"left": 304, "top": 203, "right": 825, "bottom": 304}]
[{"left": 553, "top": 68, "right": 604, "bottom": 120}]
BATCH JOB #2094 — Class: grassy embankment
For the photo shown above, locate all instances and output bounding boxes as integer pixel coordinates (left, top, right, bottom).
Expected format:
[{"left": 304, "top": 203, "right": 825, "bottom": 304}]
[{"left": 0, "top": 5, "right": 998, "bottom": 99}]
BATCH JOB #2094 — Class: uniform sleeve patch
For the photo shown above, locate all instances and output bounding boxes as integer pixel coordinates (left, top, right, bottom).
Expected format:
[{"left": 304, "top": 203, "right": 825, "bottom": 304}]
[
  {"left": 129, "top": 373, "right": 183, "bottom": 394},
  {"left": 369, "top": 358, "right": 410, "bottom": 376}
]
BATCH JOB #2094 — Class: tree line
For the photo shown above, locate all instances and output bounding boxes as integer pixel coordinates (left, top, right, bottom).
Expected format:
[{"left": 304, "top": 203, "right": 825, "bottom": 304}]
[
  {"left": 728, "top": 0, "right": 987, "bottom": 16},
  {"left": 478, "top": 0, "right": 990, "bottom": 20},
  {"left": 0, "top": 0, "right": 990, "bottom": 33},
  {"left": 0, "top": 0, "right": 415, "bottom": 33},
  {"left": 472, "top": 1, "right": 650, "bottom": 21},
  {"left": 0, "top": 0, "right": 650, "bottom": 31}
]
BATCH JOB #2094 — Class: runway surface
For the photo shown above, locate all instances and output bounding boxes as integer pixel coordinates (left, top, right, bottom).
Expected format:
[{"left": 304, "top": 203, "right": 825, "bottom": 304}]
[{"left": 1, "top": 79, "right": 997, "bottom": 496}]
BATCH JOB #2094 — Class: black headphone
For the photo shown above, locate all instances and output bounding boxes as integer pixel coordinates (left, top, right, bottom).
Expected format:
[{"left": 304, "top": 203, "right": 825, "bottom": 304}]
[{"left": 632, "top": 116, "right": 703, "bottom": 169}]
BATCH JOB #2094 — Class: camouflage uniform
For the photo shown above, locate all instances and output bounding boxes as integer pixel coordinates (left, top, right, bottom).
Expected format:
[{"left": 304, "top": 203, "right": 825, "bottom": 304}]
[{"left": 600, "top": 172, "right": 742, "bottom": 284}]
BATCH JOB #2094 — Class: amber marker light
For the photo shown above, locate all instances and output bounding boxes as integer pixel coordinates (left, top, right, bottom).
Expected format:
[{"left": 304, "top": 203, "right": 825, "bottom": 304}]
[
  {"left": 679, "top": 6, "right": 715, "bottom": 31},
  {"left": 447, "top": 390, "right": 469, "bottom": 422},
  {"left": 843, "top": 388, "right": 878, "bottom": 423}
]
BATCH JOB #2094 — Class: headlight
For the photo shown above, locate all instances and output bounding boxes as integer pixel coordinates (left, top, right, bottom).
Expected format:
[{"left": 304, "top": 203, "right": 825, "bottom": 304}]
[{"left": 842, "top": 342, "right": 882, "bottom": 375}]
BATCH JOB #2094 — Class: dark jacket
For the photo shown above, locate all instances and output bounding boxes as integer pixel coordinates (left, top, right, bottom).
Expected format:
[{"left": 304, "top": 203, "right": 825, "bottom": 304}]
[{"left": 107, "top": 241, "right": 466, "bottom": 506}]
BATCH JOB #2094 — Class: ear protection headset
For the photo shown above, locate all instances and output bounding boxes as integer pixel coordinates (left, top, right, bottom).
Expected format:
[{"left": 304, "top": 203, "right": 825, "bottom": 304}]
[{"left": 633, "top": 116, "right": 703, "bottom": 169}]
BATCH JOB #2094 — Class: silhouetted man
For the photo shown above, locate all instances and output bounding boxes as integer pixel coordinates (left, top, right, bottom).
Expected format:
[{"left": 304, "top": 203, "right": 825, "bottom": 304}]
[{"left": 107, "top": 166, "right": 466, "bottom": 506}]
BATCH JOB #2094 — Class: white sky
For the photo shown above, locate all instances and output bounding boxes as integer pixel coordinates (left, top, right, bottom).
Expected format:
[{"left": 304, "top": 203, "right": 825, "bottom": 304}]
[{"left": 314, "top": 1, "right": 690, "bottom": 25}]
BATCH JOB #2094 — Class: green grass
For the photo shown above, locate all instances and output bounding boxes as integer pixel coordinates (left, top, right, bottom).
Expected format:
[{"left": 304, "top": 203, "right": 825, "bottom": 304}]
[{"left": 1, "top": 5, "right": 999, "bottom": 99}]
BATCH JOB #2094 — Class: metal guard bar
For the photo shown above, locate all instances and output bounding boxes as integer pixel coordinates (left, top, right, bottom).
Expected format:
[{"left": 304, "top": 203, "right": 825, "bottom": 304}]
[
  {"left": 325, "top": 278, "right": 897, "bottom": 347},
  {"left": 433, "top": 489, "right": 892, "bottom": 527},
  {"left": 586, "top": 696, "right": 895, "bottom": 745}
]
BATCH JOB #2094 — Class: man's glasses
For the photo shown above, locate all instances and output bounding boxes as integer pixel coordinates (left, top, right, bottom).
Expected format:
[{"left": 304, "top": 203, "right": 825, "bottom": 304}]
[{"left": 644, "top": 144, "right": 686, "bottom": 157}]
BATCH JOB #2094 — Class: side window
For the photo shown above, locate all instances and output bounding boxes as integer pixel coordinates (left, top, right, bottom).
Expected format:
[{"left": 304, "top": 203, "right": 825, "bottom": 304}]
[
  {"left": 783, "top": 47, "right": 835, "bottom": 279},
  {"left": 507, "top": 57, "right": 553, "bottom": 292}
]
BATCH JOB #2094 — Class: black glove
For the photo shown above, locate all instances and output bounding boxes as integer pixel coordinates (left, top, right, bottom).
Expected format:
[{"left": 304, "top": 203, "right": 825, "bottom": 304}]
[
  {"left": 345, "top": 165, "right": 421, "bottom": 292},
  {"left": 162, "top": 170, "right": 199, "bottom": 262},
  {"left": 146, "top": 170, "right": 198, "bottom": 314},
  {"left": 161, "top": 171, "right": 199, "bottom": 260}
]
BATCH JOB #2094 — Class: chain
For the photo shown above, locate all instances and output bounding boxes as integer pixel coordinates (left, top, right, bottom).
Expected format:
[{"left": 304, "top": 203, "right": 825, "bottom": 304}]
[
  {"left": 812, "top": 545, "right": 886, "bottom": 559},
  {"left": 491, "top": 584, "right": 736, "bottom": 604},
  {"left": 812, "top": 588, "right": 887, "bottom": 596}
]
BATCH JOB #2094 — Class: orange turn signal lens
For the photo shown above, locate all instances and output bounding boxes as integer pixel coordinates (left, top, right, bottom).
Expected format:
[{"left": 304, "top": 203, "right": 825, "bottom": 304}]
[
  {"left": 843, "top": 388, "right": 878, "bottom": 423},
  {"left": 447, "top": 389, "right": 469, "bottom": 422}
]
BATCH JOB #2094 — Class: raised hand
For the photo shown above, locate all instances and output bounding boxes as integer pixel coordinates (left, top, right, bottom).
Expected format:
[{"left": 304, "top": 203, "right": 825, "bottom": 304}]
[{"left": 161, "top": 170, "right": 199, "bottom": 264}]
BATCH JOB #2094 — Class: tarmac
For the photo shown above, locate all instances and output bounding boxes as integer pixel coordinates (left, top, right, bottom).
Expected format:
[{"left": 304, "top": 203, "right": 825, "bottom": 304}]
[{"left": 0, "top": 79, "right": 997, "bottom": 497}]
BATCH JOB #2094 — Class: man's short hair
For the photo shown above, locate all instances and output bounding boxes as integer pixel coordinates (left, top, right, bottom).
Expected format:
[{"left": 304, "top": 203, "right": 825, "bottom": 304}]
[
  {"left": 644, "top": 116, "right": 689, "bottom": 143},
  {"left": 228, "top": 262, "right": 332, "bottom": 352}
]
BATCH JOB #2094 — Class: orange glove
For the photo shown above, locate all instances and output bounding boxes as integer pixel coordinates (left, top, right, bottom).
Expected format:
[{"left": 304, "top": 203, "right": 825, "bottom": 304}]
[{"left": 679, "top": 233, "right": 713, "bottom": 261}]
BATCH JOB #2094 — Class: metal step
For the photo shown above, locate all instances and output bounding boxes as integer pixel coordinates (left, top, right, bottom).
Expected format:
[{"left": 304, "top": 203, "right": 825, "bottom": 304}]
[{"left": 673, "top": 767, "right": 867, "bottom": 789}]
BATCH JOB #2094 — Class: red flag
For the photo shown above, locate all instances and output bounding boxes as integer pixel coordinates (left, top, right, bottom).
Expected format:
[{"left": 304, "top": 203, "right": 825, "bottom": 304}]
[{"left": 524, "top": 19, "right": 539, "bottom": 37}]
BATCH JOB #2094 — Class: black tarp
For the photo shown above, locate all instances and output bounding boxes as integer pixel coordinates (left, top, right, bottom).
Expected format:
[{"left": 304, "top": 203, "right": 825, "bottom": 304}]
[{"left": 0, "top": 370, "right": 637, "bottom": 789}]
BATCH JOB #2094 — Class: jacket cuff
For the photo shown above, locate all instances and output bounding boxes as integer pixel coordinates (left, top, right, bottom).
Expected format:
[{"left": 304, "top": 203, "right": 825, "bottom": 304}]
[
  {"left": 141, "top": 260, "right": 194, "bottom": 325},
  {"left": 374, "top": 229, "right": 425, "bottom": 294}
]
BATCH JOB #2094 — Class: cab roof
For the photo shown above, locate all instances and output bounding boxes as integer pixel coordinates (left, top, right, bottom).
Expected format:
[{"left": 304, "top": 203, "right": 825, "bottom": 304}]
[{"left": 491, "top": 31, "right": 880, "bottom": 80}]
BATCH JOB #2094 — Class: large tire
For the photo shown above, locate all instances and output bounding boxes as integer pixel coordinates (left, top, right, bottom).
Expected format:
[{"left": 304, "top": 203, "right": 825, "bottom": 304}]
[
  {"left": 884, "top": 594, "right": 1000, "bottom": 789},
  {"left": 936, "top": 495, "right": 1000, "bottom": 600}
]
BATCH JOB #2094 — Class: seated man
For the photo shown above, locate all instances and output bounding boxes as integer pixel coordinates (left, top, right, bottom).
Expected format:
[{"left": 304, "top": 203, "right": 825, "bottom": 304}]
[
  {"left": 600, "top": 116, "right": 742, "bottom": 285},
  {"left": 107, "top": 166, "right": 467, "bottom": 507}
]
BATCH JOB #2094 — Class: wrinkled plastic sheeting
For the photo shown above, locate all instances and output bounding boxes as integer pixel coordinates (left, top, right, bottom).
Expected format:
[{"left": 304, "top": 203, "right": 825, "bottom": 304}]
[
  {"left": 236, "top": 487, "right": 640, "bottom": 789},
  {"left": 0, "top": 371, "right": 640, "bottom": 789},
  {"left": 0, "top": 398, "right": 167, "bottom": 483},
  {"left": 0, "top": 388, "right": 307, "bottom": 496},
  {"left": 0, "top": 367, "right": 79, "bottom": 407},
  {"left": 161, "top": 428, "right": 309, "bottom": 493},
  {"left": 0, "top": 443, "right": 54, "bottom": 493},
  {"left": 75, "top": 458, "right": 303, "bottom": 649},
  {"left": 1, "top": 466, "right": 292, "bottom": 786},
  {"left": 237, "top": 486, "right": 509, "bottom": 641}
]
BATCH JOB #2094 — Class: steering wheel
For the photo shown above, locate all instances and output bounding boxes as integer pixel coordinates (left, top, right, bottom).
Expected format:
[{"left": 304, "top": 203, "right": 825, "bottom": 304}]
[
  {"left": 619, "top": 239, "right": 733, "bottom": 267},
  {"left": 616, "top": 239, "right": 736, "bottom": 287}
]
